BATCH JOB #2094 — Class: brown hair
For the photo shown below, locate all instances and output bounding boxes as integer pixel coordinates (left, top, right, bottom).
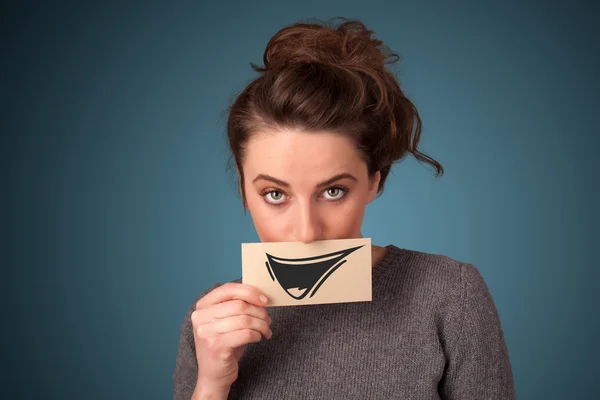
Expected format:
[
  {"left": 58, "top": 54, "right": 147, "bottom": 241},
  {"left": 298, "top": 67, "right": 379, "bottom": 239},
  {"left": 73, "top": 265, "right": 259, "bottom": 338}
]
[{"left": 227, "top": 18, "right": 443, "bottom": 205}]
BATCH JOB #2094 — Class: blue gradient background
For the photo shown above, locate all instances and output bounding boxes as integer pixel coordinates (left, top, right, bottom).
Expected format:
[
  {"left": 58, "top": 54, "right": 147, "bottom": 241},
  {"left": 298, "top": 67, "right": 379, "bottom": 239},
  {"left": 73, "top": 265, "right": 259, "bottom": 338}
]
[{"left": 3, "top": 1, "right": 598, "bottom": 399}]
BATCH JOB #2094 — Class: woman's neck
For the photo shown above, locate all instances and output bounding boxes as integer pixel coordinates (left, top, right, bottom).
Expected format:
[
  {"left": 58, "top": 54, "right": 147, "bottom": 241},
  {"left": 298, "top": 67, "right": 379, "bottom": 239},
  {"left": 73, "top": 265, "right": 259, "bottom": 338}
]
[{"left": 371, "top": 244, "right": 389, "bottom": 267}]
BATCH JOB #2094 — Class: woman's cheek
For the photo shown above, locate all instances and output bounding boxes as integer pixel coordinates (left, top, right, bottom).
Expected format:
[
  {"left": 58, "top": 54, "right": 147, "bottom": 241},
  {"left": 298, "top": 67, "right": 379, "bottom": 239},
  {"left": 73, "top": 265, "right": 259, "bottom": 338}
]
[
  {"left": 334, "top": 200, "right": 366, "bottom": 237},
  {"left": 252, "top": 206, "right": 289, "bottom": 242}
]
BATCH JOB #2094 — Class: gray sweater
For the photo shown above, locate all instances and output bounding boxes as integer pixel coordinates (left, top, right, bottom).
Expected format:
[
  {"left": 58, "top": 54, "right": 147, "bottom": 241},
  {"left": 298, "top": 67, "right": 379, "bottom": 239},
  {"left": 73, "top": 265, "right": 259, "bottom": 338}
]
[{"left": 173, "top": 245, "right": 515, "bottom": 399}]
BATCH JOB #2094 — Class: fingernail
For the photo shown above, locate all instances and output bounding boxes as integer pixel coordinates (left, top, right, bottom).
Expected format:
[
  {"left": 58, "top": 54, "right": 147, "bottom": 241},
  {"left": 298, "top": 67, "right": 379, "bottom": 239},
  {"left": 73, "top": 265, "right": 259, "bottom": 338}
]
[
  {"left": 260, "top": 295, "right": 268, "bottom": 304},
  {"left": 268, "top": 329, "right": 273, "bottom": 339}
]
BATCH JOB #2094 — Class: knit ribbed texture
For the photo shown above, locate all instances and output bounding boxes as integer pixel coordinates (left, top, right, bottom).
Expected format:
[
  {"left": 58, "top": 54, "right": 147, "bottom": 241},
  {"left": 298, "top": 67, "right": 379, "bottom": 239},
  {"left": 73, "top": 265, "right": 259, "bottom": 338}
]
[{"left": 173, "top": 245, "right": 515, "bottom": 399}]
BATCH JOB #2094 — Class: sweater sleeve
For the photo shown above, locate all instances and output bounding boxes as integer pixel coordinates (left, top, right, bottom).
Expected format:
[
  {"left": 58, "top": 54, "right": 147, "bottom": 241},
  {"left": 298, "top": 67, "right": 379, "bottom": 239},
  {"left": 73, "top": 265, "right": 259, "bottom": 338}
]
[
  {"left": 440, "top": 263, "right": 516, "bottom": 399},
  {"left": 172, "top": 283, "right": 223, "bottom": 400}
]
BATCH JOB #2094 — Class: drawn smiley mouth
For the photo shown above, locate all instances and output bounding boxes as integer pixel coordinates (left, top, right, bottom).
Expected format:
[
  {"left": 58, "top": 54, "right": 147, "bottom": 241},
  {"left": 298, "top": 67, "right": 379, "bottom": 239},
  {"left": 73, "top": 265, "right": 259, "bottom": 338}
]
[{"left": 265, "top": 245, "right": 364, "bottom": 300}]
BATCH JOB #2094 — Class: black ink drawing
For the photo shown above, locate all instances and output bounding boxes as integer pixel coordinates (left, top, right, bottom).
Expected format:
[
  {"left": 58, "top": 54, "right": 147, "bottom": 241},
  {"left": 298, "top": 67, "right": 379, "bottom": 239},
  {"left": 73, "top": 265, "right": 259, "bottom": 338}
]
[{"left": 265, "top": 245, "right": 364, "bottom": 300}]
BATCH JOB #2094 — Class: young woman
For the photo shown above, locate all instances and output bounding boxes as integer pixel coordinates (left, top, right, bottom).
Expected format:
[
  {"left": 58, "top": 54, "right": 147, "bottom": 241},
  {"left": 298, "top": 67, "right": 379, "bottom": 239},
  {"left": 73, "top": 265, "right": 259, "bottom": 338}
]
[{"left": 173, "top": 19, "right": 515, "bottom": 400}]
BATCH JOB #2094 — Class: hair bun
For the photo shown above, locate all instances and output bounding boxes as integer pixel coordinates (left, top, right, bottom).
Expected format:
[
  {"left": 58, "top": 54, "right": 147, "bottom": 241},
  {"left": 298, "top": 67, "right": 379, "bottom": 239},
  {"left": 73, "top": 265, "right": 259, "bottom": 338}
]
[{"left": 251, "top": 19, "right": 399, "bottom": 74}]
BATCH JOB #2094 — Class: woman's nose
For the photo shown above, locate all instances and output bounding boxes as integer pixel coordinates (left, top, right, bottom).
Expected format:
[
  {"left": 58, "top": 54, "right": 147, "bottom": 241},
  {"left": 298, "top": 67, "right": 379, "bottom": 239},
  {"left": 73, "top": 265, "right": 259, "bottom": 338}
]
[{"left": 294, "top": 201, "right": 322, "bottom": 244}]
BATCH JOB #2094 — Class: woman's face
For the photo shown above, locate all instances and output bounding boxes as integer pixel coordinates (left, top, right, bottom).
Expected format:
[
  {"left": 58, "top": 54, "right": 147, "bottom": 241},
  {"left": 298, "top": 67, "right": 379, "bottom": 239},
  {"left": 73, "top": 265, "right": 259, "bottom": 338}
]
[{"left": 241, "top": 128, "right": 380, "bottom": 243}]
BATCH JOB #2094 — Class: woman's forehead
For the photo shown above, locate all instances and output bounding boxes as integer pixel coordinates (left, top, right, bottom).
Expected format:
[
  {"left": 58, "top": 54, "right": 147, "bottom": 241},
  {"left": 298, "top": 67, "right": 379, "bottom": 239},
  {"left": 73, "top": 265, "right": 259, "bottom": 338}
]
[{"left": 243, "top": 129, "right": 364, "bottom": 172}]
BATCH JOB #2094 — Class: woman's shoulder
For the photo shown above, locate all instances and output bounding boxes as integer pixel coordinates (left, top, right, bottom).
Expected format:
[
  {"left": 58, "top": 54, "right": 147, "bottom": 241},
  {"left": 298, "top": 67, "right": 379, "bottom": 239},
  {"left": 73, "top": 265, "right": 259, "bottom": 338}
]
[
  {"left": 384, "top": 244, "right": 475, "bottom": 274},
  {"left": 381, "top": 244, "right": 486, "bottom": 299}
]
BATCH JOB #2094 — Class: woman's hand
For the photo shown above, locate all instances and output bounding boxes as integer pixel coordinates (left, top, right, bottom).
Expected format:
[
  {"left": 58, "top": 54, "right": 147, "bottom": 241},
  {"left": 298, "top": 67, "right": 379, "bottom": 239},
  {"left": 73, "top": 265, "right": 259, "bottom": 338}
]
[{"left": 191, "top": 282, "right": 272, "bottom": 399}]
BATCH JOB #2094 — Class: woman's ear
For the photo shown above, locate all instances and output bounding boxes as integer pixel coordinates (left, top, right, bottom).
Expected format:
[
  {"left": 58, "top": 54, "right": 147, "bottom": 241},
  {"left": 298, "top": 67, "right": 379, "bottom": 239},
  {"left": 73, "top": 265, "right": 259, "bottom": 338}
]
[{"left": 367, "top": 171, "right": 381, "bottom": 203}]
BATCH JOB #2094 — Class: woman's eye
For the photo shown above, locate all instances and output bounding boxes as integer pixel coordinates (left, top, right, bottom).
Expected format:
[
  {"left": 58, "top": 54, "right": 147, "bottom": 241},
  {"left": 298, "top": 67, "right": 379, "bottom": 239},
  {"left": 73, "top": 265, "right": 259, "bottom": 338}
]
[
  {"left": 265, "top": 191, "right": 287, "bottom": 204},
  {"left": 323, "top": 187, "right": 346, "bottom": 200}
]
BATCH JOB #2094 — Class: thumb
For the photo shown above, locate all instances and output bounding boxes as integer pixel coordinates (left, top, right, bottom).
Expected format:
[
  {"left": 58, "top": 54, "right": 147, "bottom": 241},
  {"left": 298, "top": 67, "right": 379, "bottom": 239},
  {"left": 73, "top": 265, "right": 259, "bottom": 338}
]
[{"left": 234, "top": 344, "right": 248, "bottom": 362}]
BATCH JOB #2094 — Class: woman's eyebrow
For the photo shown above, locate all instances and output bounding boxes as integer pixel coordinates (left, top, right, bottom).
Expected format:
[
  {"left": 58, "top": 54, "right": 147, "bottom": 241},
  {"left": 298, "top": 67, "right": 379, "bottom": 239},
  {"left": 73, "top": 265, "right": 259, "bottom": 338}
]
[
  {"left": 252, "top": 174, "right": 290, "bottom": 187},
  {"left": 316, "top": 173, "right": 357, "bottom": 189},
  {"left": 252, "top": 173, "right": 357, "bottom": 188}
]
